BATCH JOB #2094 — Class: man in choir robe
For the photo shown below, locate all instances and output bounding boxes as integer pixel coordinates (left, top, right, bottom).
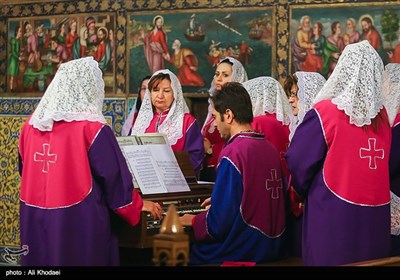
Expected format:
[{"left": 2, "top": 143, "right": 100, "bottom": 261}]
[
  {"left": 383, "top": 63, "right": 400, "bottom": 256},
  {"left": 285, "top": 40, "right": 391, "bottom": 266},
  {"left": 131, "top": 69, "right": 204, "bottom": 176},
  {"left": 18, "top": 57, "right": 162, "bottom": 266},
  {"left": 180, "top": 82, "right": 286, "bottom": 265}
]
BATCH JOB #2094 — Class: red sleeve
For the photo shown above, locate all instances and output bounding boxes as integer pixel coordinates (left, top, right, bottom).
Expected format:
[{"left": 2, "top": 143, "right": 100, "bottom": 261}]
[{"left": 114, "top": 190, "right": 143, "bottom": 227}]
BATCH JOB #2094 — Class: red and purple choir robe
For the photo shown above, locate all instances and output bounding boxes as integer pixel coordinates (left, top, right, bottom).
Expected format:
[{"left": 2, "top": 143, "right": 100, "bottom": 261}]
[
  {"left": 190, "top": 132, "right": 286, "bottom": 265},
  {"left": 18, "top": 120, "right": 143, "bottom": 266},
  {"left": 285, "top": 100, "right": 392, "bottom": 266},
  {"left": 201, "top": 116, "right": 225, "bottom": 170},
  {"left": 251, "top": 113, "right": 290, "bottom": 177},
  {"left": 390, "top": 113, "right": 400, "bottom": 256},
  {"left": 146, "top": 110, "right": 204, "bottom": 176}
]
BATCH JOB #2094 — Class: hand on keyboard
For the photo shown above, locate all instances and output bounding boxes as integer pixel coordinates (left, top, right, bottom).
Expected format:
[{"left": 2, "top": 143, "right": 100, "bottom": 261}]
[
  {"left": 179, "top": 214, "right": 195, "bottom": 226},
  {"left": 201, "top": 197, "right": 211, "bottom": 210},
  {"left": 142, "top": 200, "right": 162, "bottom": 220}
]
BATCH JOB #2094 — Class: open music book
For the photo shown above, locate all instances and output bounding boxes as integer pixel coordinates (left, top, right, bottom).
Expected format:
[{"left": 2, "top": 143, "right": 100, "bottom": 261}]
[{"left": 116, "top": 133, "right": 190, "bottom": 195}]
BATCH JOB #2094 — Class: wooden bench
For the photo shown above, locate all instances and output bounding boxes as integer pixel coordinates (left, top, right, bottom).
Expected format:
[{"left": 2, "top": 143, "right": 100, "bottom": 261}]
[{"left": 342, "top": 256, "right": 400, "bottom": 266}]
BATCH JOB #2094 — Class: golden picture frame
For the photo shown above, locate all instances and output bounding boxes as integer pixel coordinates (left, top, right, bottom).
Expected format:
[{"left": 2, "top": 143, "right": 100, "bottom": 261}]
[
  {"left": 290, "top": 2, "right": 399, "bottom": 78},
  {"left": 6, "top": 13, "right": 116, "bottom": 94},
  {"left": 127, "top": 7, "right": 276, "bottom": 94}
]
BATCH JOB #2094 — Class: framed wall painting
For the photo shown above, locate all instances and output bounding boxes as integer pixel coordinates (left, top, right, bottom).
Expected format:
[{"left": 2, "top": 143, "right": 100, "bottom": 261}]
[
  {"left": 7, "top": 13, "right": 116, "bottom": 94},
  {"left": 127, "top": 7, "right": 275, "bottom": 94},
  {"left": 290, "top": 3, "right": 399, "bottom": 78}
]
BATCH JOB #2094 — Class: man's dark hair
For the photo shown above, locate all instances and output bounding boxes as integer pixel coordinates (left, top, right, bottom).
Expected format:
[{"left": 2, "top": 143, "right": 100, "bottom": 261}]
[{"left": 210, "top": 82, "right": 253, "bottom": 124}]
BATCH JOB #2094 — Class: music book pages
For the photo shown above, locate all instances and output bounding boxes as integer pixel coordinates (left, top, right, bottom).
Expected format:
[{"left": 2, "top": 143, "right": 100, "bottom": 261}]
[{"left": 117, "top": 133, "right": 190, "bottom": 195}]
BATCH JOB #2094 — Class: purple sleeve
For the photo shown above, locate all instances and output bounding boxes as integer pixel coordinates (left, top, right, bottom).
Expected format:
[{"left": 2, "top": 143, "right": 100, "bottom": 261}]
[
  {"left": 88, "top": 125, "right": 137, "bottom": 210},
  {"left": 184, "top": 120, "right": 205, "bottom": 177},
  {"left": 285, "top": 109, "right": 327, "bottom": 197},
  {"left": 390, "top": 124, "right": 400, "bottom": 196}
]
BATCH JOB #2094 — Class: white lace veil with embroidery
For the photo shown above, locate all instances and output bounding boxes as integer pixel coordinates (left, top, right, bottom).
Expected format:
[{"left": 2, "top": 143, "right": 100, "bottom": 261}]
[
  {"left": 208, "top": 57, "right": 248, "bottom": 97},
  {"left": 29, "top": 57, "right": 107, "bottom": 132},
  {"left": 121, "top": 105, "right": 137, "bottom": 136},
  {"left": 383, "top": 63, "right": 400, "bottom": 127},
  {"left": 203, "top": 57, "right": 248, "bottom": 131},
  {"left": 313, "top": 40, "right": 384, "bottom": 127},
  {"left": 243, "top": 76, "right": 292, "bottom": 125},
  {"left": 131, "top": 69, "right": 190, "bottom": 145},
  {"left": 289, "top": 71, "right": 326, "bottom": 140},
  {"left": 121, "top": 77, "right": 149, "bottom": 136}
]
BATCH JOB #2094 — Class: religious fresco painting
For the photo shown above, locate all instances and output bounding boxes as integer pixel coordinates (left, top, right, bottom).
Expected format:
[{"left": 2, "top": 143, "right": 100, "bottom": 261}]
[
  {"left": 127, "top": 8, "right": 275, "bottom": 94},
  {"left": 7, "top": 13, "right": 116, "bottom": 94},
  {"left": 290, "top": 3, "right": 400, "bottom": 79}
]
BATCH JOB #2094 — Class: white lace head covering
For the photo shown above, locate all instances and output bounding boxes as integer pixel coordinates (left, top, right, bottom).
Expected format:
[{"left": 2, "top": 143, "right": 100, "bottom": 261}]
[
  {"left": 242, "top": 76, "right": 292, "bottom": 125},
  {"left": 208, "top": 57, "right": 248, "bottom": 97},
  {"left": 121, "top": 76, "right": 151, "bottom": 136},
  {"left": 383, "top": 63, "right": 400, "bottom": 126},
  {"left": 29, "top": 57, "right": 106, "bottom": 131},
  {"left": 289, "top": 71, "right": 326, "bottom": 140},
  {"left": 203, "top": 57, "right": 248, "bottom": 131},
  {"left": 131, "top": 69, "right": 190, "bottom": 145},
  {"left": 313, "top": 40, "right": 384, "bottom": 127},
  {"left": 121, "top": 104, "right": 137, "bottom": 136}
]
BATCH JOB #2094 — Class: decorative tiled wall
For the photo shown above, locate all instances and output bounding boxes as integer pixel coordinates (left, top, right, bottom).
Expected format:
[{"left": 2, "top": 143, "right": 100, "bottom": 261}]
[{"left": 0, "top": 96, "right": 127, "bottom": 265}]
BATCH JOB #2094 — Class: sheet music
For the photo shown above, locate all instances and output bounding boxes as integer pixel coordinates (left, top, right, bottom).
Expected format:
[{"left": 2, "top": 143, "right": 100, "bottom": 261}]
[
  {"left": 117, "top": 136, "right": 140, "bottom": 188},
  {"left": 122, "top": 145, "right": 167, "bottom": 194},
  {"left": 150, "top": 145, "right": 189, "bottom": 193},
  {"left": 117, "top": 134, "right": 190, "bottom": 195}
]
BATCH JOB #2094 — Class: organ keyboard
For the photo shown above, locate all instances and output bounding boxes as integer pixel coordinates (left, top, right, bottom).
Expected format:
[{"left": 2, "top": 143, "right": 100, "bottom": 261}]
[{"left": 118, "top": 151, "right": 213, "bottom": 249}]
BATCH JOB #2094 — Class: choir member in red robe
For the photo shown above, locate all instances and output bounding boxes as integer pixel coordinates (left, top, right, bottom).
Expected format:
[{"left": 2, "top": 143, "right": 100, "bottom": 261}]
[
  {"left": 286, "top": 40, "right": 391, "bottom": 266},
  {"left": 201, "top": 57, "right": 248, "bottom": 181},
  {"left": 18, "top": 57, "right": 162, "bottom": 266},
  {"left": 131, "top": 69, "right": 204, "bottom": 176}
]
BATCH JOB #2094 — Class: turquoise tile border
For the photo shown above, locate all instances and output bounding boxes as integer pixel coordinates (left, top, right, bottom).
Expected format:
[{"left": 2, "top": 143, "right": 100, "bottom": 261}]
[{"left": 0, "top": 97, "right": 127, "bottom": 136}]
